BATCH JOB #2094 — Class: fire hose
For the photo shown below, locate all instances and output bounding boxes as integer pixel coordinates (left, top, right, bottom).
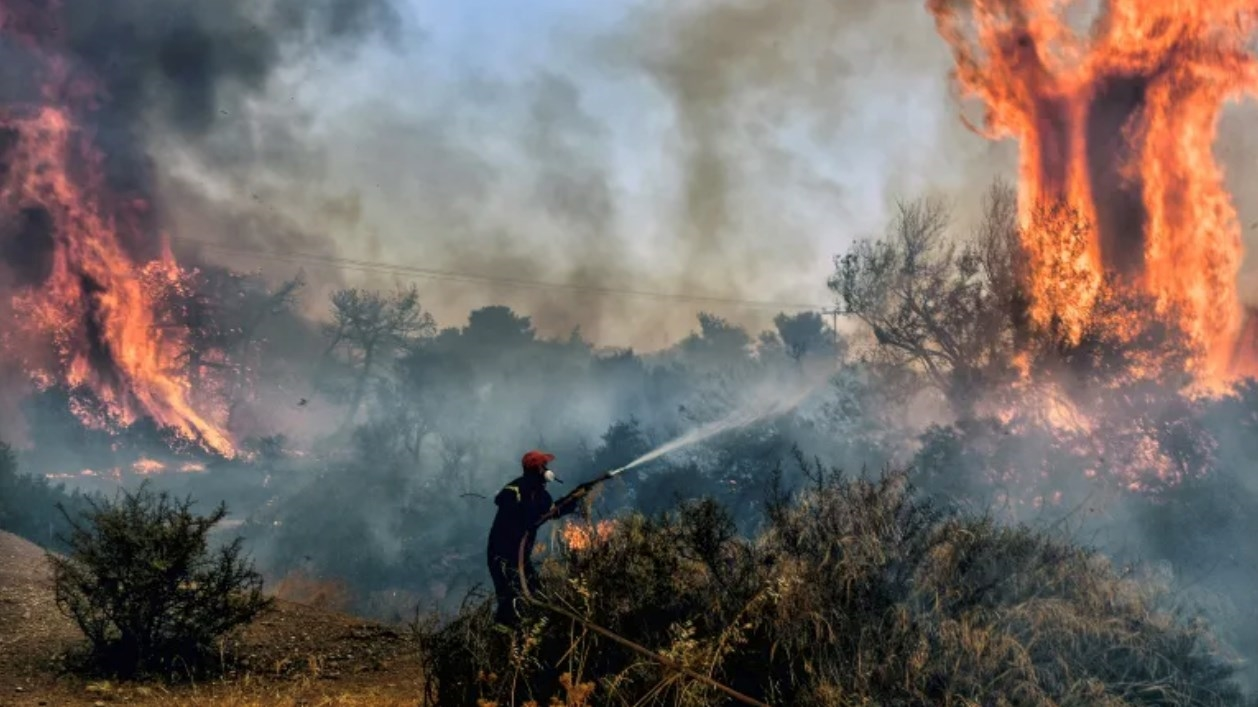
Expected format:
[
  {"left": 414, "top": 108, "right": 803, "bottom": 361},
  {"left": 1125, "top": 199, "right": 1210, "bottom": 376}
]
[{"left": 512, "top": 477, "right": 771, "bottom": 707}]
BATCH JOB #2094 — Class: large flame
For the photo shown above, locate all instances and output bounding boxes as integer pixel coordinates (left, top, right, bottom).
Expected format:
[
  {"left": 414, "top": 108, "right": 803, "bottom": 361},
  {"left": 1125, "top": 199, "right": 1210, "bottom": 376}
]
[
  {"left": 929, "top": 0, "right": 1258, "bottom": 385},
  {"left": 0, "top": 5, "right": 234, "bottom": 456}
]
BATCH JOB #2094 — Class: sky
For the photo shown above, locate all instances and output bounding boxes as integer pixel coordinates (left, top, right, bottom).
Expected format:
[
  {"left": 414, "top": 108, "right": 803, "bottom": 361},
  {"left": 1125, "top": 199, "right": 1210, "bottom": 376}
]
[{"left": 163, "top": 0, "right": 1258, "bottom": 350}]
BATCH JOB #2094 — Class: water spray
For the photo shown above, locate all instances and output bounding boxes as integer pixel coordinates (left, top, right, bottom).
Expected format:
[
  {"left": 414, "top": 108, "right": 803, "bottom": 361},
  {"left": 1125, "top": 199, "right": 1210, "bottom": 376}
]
[
  {"left": 545, "top": 372, "right": 826, "bottom": 521},
  {"left": 504, "top": 374, "right": 829, "bottom": 707}
]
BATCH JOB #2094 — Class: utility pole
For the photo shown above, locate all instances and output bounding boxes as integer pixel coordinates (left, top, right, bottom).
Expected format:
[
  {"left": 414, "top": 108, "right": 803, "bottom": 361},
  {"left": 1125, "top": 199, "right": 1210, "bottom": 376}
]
[{"left": 824, "top": 306, "right": 853, "bottom": 362}]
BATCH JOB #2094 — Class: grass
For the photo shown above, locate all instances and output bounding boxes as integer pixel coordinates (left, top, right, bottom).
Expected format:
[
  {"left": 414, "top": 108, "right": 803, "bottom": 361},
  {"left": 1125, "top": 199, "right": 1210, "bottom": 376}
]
[{"left": 41, "top": 673, "right": 423, "bottom": 706}]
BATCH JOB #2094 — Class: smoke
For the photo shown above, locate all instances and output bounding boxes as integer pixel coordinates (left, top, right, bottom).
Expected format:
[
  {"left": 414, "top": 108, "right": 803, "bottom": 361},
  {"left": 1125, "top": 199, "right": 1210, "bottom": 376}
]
[
  {"left": 4, "top": 0, "right": 1024, "bottom": 350},
  {"left": 0, "top": 0, "right": 402, "bottom": 288},
  {"left": 4, "top": 0, "right": 1258, "bottom": 690},
  {"left": 1219, "top": 105, "right": 1258, "bottom": 302},
  {"left": 205, "top": 0, "right": 1007, "bottom": 350},
  {"left": 52, "top": 0, "right": 398, "bottom": 168}
]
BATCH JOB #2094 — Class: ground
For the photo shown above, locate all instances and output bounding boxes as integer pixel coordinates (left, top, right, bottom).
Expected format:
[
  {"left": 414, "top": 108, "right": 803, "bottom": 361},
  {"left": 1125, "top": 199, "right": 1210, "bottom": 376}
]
[{"left": 0, "top": 531, "right": 426, "bottom": 706}]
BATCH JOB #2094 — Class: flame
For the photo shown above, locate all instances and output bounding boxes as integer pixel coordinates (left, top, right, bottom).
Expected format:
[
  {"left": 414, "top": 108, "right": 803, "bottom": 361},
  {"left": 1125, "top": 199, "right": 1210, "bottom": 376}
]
[
  {"left": 131, "top": 457, "right": 166, "bottom": 476},
  {"left": 560, "top": 520, "right": 616, "bottom": 553},
  {"left": 930, "top": 0, "right": 1258, "bottom": 385},
  {"left": 0, "top": 6, "right": 234, "bottom": 455}
]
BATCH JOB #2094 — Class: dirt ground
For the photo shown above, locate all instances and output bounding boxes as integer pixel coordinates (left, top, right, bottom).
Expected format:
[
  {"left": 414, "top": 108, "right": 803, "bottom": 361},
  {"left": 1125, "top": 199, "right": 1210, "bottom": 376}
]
[{"left": 0, "top": 531, "right": 427, "bottom": 706}]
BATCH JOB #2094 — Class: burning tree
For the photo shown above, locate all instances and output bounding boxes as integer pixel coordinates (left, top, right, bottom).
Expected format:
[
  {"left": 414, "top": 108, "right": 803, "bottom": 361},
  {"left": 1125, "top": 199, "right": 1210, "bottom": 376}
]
[
  {"left": 929, "top": 0, "right": 1258, "bottom": 387},
  {"left": 0, "top": 3, "right": 235, "bottom": 456},
  {"left": 835, "top": 0, "right": 1258, "bottom": 500},
  {"left": 169, "top": 268, "right": 306, "bottom": 420}
]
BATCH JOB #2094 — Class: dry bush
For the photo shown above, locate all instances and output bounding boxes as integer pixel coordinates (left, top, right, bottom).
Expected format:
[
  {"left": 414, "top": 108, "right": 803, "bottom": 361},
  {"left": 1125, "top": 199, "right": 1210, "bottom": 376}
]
[
  {"left": 419, "top": 464, "right": 1248, "bottom": 706},
  {"left": 48, "top": 481, "right": 271, "bottom": 678}
]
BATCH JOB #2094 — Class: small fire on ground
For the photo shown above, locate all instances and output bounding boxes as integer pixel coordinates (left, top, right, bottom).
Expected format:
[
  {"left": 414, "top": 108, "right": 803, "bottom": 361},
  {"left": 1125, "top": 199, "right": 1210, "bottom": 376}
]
[
  {"left": 43, "top": 458, "right": 206, "bottom": 481},
  {"left": 560, "top": 520, "right": 616, "bottom": 553},
  {"left": 130, "top": 458, "right": 208, "bottom": 476}
]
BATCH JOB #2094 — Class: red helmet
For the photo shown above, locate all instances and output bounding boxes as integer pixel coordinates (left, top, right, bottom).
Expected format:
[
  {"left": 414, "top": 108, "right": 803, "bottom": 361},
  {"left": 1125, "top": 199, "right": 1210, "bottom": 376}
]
[{"left": 521, "top": 450, "right": 555, "bottom": 474}]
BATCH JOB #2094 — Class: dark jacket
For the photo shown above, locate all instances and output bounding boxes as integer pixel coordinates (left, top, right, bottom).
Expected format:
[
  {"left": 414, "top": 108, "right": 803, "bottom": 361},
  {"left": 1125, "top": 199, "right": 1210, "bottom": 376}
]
[{"left": 487, "top": 473, "right": 571, "bottom": 562}]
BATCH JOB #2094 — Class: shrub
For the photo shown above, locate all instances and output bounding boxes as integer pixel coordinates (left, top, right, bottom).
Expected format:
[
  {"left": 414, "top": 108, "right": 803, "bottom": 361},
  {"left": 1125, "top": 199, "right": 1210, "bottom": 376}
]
[
  {"left": 420, "top": 465, "right": 1248, "bottom": 706},
  {"left": 47, "top": 481, "right": 272, "bottom": 677}
]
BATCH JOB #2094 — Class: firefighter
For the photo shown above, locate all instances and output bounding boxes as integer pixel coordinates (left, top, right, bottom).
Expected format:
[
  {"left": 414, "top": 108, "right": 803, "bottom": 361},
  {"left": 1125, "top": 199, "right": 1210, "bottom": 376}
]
[{"left": 487, "top": 450, "right": 580, "bottom": 628}]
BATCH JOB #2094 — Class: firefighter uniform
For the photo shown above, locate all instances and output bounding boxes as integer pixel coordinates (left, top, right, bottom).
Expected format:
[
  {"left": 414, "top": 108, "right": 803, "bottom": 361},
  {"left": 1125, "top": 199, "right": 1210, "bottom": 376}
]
[{"left": 486, "top": 451, "right": 576, "bottom": 627}]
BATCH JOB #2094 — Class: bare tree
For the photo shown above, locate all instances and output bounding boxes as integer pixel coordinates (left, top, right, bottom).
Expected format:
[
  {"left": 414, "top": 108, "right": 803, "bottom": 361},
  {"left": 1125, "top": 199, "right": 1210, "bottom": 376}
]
[
  {"left": 830, "top": 182, "right": 1023, "bottom": 418},
  {"left": 322, "top": 285, "right": 435, "bottom": 429}
]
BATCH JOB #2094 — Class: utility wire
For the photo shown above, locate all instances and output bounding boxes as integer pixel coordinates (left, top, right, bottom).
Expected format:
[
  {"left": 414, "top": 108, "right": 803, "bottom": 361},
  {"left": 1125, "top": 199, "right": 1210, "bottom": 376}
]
[{"left": 172, "top": 236, "right": 835, "bottom": 313}]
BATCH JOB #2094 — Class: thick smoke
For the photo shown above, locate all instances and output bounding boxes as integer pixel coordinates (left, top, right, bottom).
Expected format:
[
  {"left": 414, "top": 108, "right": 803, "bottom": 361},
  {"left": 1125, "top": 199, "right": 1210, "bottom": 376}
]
[
  {"left": 1219, "top": 106, "right": 1258, "bottom": 301},
  {"left": 264, "top": 0, "right": 1011, "bottom": 349},
  {"left": 0, "top": 0, "right": 399, "bottom": 273},
  {"left": 56, "top": 0, "right": 397, "bottom": 158}
]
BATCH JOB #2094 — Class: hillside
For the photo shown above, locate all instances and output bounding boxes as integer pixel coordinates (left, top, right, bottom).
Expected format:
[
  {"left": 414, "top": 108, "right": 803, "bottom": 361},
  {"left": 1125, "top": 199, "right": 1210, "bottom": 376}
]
[{"left": 0, "top": 531, "right": 425, "bottom": 707}]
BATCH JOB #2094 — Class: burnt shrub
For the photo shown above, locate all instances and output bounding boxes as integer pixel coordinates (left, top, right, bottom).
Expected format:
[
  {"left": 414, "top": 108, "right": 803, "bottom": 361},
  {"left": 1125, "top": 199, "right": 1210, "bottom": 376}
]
[
  {"left": 47, "top": 481, "right": 271, "bottom": 678},
  {"left": 420, "top": 464, "right": 1248, "bottom": 706}
]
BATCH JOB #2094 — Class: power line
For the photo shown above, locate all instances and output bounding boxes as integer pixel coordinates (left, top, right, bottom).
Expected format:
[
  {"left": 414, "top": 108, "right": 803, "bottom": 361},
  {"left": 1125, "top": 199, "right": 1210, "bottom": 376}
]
[{"left": 172, "top": 236, "right": 836, "bottom": 313}]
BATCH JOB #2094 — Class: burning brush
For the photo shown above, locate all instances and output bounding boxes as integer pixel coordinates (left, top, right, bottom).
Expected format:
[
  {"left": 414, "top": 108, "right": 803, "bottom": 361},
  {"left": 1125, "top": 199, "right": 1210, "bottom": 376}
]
[
  {"left": 560, "top": 519, "right": 617, "bottom": 553},
  {"left": 0, "top": 5, "right": 234, "bottom": 456}
]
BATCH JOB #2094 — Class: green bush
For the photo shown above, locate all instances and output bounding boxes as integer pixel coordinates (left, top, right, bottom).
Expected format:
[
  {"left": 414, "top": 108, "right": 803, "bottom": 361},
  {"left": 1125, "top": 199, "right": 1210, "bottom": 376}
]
[
  {"left": 420, "top": 465, "right": 1248, "bottom": 706},
  {"left": 47, "top": 481, "right": 272, "bottom": 678}
]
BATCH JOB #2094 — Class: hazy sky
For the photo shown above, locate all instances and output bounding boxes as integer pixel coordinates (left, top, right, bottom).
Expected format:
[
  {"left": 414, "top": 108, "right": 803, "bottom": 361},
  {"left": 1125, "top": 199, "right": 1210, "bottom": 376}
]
[{"left": 166, "top": 0, "right": 1257, "bottom": 349}]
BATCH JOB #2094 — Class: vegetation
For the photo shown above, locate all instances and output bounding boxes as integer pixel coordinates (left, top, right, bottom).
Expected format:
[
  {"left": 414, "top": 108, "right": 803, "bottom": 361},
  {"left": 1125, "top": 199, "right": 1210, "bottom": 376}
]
[
  {"left": 9, "top": 183, "right": 1258, "bottom": 698},
  {"left": 421, "top": 464, "right": 1247, "bottom": 706},
  {"left": 47, "top": 481, "right": 272, "bottom": 677},
  {"left": 0, "top": 440, "right": 90, "bottom": 549}
]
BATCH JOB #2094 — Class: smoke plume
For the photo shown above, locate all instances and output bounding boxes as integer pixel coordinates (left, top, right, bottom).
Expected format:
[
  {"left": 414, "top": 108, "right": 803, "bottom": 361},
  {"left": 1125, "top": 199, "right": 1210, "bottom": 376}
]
[{"left": 235, "top": 0, "right": 1010, "bottom": 349}]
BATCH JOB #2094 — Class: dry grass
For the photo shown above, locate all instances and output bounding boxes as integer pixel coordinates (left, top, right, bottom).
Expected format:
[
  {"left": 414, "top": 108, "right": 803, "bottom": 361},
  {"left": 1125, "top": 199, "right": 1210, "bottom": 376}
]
[
  {"left": 40, "top": 674, "right": 424, "bottom": 706},
  {"left": 0, "top": 674, "right": 421, "bottom": 706},
  {"left": 420, "top": 466, "right": 1251, "bottom": 706}
]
